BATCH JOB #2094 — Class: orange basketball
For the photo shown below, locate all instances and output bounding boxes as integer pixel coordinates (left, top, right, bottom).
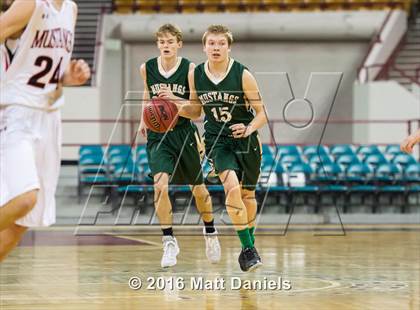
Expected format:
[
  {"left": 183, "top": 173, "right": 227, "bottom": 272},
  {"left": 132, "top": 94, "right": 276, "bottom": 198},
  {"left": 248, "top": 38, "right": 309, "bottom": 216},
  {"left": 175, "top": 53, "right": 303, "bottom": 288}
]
[{"left": 143, "top": 97, "right": 179, "bottom": 133}]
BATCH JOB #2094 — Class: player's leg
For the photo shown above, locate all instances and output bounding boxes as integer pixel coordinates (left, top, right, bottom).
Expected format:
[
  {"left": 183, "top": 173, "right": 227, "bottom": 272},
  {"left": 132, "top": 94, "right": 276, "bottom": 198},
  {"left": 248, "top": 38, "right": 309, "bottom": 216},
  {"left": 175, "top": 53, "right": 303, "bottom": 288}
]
[
  {"left": 191, "top": 184, "right": 221, "bottom": 263},
  {"left": 0, "top": 191, "right": 36, "bottom": 262},
  {"left": 0, "top": 223, "right": 28, "bottom": 262},
  {"left": 0, "top": 106, "right": 41, "bottom": 260},
  {"left": 241, "top": 188, "right": 257, "bottom": 244},
  {"left": 153, "top": 172, "right": 179, "bottom": 268},
  {"left": 219, "top": 169, "right": 261, "bottom": 271},
  {"left": 147, "top": 138, "right": 180, "bottom": 267},
  {"left": 0, "top": 190, "right": 37, "bottom": 231},
  {"left": 170, "top": 125, "right": 221, "bottom": 263},
  {"left": 153, "top": 172, "right": 173, "bottom": 229},
  {"left": 238, "top": 133, "right": 263, "bottom": 262}
]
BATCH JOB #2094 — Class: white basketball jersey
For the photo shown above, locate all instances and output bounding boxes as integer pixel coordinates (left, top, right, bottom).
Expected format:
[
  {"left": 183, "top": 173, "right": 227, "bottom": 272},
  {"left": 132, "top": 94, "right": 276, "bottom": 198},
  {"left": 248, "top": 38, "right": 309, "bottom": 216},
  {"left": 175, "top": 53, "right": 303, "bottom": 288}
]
[
  {"left": 0, "top": 39, "right": 19, "bottom": 84},
  {"left": 0, "top": 0, "right": 76, "bottom": 110}
]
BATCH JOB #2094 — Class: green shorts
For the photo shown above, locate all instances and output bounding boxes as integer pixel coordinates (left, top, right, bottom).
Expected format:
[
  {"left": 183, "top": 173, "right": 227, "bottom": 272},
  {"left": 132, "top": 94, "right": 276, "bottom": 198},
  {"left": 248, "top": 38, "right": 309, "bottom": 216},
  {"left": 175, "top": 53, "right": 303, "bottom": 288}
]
[
  {"left": 147, "top": 122, "right": 204, "bottom": 185},
  {"left": 204, "top": 132, "right": 262, "bottom": 191}
]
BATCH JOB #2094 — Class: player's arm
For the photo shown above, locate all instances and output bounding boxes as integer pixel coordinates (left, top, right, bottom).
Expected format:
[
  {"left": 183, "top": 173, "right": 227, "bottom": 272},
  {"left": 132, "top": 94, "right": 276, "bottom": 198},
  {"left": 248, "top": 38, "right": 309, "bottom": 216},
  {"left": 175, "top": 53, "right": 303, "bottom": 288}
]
[
  {"left": 0, "top": 0, "right": 35, "bottom": 43},
  {"left": 158, "top": 63, "right": 203, "bottom": 119},
  {"left": 139, "top": 63, "right": 150, "bottom": 138},
  {"left": 230, "top": 69, "right": 268, "bottom": 138},
  {"left": 183, "top": 66, "right": 203, "bottom": 119},
  {"left": 400, "top": 129, "right": 420, "bottom": 154}
]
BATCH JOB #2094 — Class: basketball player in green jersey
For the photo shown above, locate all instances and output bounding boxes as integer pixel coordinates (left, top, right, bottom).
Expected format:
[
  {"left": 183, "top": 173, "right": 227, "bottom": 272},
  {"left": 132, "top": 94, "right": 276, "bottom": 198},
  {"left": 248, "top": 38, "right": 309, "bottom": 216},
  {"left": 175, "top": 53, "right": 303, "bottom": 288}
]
[
  {"left": 139, "top": 24, "right": 221, "bottom": 268},
  {"left": 186, "top": 25, "right": 268, "bottom": 272}
]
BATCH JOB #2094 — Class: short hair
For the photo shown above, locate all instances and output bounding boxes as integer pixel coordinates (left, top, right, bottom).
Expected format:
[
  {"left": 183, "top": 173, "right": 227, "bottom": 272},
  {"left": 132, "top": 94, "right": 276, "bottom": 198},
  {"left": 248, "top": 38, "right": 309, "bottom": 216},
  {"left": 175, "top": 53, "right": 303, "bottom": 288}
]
[
  {"left": 202, "top": 24, "right": 233, "bottom": 46},
  {"left": 155, "top": 24, "right": 183, "bottom": 42}
]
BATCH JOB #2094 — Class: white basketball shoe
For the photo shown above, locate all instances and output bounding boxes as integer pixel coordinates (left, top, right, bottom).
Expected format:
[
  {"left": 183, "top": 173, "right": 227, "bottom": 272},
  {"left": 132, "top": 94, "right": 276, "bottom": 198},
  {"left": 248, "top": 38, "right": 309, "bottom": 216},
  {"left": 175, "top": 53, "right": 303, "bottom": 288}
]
[
  {"left": 161, "top": 236, "right": 180, "bottom": 268},
  {"left": 203, "top": 228, "right": 221, "bottom": 264}
]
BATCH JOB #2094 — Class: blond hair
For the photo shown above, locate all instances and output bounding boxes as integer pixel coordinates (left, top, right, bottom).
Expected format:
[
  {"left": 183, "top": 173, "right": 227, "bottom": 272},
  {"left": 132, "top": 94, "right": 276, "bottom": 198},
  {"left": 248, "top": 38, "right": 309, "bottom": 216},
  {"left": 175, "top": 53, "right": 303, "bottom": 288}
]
[
  {"left": 202, "top": 24, "right": 233, "bottom": 46},
  {"left": 155, "top": 23, "right": 183, "bottom": 42}
]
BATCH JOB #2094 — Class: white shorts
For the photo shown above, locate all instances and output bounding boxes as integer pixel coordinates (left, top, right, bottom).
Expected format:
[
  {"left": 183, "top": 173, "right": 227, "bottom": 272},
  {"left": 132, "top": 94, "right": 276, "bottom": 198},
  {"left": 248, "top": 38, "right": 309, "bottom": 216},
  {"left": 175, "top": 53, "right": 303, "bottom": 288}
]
[{"left": 0, "top": 105, "right": 61, "bottom": 227}]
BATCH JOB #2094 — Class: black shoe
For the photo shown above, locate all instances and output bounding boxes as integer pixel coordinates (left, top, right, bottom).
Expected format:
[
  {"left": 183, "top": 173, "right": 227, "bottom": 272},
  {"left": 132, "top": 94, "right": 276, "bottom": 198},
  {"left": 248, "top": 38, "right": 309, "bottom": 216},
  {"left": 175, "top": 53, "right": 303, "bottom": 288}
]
[
  {"left": 251, "top": 247, "right": 261, "bottom": 262},
  {"left": 238, "top": 247, "right": 262, "bottom": 272}
]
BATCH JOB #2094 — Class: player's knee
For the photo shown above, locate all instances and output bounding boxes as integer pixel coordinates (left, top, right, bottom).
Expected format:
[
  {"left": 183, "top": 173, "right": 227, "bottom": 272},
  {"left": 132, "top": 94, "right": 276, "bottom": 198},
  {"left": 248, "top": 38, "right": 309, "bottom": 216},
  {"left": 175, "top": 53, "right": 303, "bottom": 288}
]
[
  {"left": 154, "top": 180, "right": 169, "bottom": 197},
  {"left": 241, "top": 189, "right": 256, "bottom": 201},
  {"left": 226, "top": 185, "right": 242, "bottom": 200},
  {"left": 192, "top": 185, "right": 210, "bottom": 201}
]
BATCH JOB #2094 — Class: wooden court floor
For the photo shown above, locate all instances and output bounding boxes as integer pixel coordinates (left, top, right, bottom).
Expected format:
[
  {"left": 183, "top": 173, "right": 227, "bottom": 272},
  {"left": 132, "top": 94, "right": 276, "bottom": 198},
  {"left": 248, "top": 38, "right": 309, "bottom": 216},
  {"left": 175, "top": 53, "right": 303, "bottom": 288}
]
[{"left": 0, "top": 225, "right": 419, "bottom": 310}]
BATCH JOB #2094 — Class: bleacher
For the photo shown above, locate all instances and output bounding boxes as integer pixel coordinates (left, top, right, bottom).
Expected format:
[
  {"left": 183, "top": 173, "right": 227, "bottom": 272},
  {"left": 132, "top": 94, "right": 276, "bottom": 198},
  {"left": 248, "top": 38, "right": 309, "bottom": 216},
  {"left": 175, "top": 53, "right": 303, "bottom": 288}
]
[
  {"left": 111, "top": 0, "right": 415, "bottom": 13},
  {"left": 78, "top": 143, "right": 420, "bottom": 211}
]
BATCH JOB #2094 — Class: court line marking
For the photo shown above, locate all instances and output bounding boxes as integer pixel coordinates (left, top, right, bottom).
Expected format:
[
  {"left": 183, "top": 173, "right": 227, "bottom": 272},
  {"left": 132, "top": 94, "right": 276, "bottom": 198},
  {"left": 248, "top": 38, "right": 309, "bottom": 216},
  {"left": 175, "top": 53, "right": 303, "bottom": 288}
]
[{"left": 104, "top": 233, "right": 163, "bottom": 247}]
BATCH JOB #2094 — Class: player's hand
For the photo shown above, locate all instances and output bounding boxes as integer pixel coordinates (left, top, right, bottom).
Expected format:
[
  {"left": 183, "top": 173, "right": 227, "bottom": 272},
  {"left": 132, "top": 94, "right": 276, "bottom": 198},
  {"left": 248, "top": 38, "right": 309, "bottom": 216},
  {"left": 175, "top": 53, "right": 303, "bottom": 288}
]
[
  {"left": 139, "top": 121, "right": 147, "bottom": 139},
  {"left": 158, "top": 86, "right": 178, "bottom": 101},
  {"left": 230, "top": 123, "right": 252, "bottom": 139},
  {"left": 64, "top": 59, "right": 91, "bottom": 86},
  {"left": 158, "top": 85, "right": 179, "bottom": 107},
  {"left": 400, "top": 135, "right": 417, "bottom": 154}
]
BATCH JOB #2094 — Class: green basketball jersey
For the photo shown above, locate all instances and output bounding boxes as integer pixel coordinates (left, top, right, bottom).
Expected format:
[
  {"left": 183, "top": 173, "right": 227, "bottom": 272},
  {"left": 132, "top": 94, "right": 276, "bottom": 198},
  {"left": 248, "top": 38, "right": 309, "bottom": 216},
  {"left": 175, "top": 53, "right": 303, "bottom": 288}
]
[
  {"left": 194, "top": 59, "right": 255, "bottom": 137},
  {"left": 145, "top": 57, "right": 191, "bottom": 138}
]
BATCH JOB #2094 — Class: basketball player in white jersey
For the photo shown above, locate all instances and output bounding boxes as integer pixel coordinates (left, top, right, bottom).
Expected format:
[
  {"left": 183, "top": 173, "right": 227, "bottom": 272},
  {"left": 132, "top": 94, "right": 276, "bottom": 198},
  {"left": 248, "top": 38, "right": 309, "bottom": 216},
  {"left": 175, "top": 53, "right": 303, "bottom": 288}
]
[{"left": 0, "top": 0, "right": 91, "bottom": 262}]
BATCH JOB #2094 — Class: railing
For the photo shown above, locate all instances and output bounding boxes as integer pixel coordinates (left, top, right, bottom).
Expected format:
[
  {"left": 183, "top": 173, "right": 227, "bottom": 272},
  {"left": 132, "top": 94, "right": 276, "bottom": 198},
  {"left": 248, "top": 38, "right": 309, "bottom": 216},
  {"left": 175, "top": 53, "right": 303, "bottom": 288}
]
[
  {"left": 62, "top": 117, "right": 420, "bottom": 143},
  {"left": 91, "top": 6, "right": 107, "bottom": 86},
  {"left": 357, "top": 10, "right": 395, "bottom": 83},
  {"left": 359, "top": 63, "right": 420, "bottom": 84}
]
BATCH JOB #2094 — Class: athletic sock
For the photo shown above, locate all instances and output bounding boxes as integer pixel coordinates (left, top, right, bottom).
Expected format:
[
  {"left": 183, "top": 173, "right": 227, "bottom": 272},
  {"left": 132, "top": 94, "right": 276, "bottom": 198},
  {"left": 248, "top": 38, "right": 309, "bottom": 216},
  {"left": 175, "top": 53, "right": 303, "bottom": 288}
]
[
  {"left": 249, "top": 226, "right": 255, "bottom": 245},
  {"left": 237, "top": 228, "right": 253, "bottom": 249},
  {"left": 203, "top": 219, "right": 216, "bottom": 234},
  {"left": 162, "top": 227, "right": 173, "bottom": 237}
]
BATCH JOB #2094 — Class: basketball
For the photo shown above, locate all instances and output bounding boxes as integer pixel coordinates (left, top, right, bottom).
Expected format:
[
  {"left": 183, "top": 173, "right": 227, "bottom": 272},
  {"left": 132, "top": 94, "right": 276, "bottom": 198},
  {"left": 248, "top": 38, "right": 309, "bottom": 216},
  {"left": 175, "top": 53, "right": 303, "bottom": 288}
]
[{"left": 143, "top": 97, "right": 179, "bottom": 133}]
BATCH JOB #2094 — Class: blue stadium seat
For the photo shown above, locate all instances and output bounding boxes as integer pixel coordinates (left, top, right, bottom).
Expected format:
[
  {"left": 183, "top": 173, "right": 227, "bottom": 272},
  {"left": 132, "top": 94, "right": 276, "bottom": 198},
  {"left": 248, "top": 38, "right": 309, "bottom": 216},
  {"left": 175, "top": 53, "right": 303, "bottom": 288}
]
[
  {"left": 288, "top": 162, "right": 313, "bottom": 174},
  {"left": 287, "top": 163, "right": 318, "bottom": 192},
  {"left": 404, "top": 163, "right": 420, "bottom": 182},
  {"left": 336, "top": 154, "right": 361, "bottom": 169},
  {"left": 262, "top": 155, "right": 277, "bottom": 171},
  {"left": 78, "top": 150, "right": 110, "bottom": 200},
  {"left": 392, "top": 154, "right": 417, "bottom": 167},
  {"left": 329, "top": 144, "right": 355, "bottom": 157},
  {"left": 345, "top": 163, "right": 373, "bottom": 183},
  {"left": 276, "top": 145, "right": 300, "bottom": 156},
  {"left": 79, "top": 145, "right": 103, "bottom": 157},
  {"left": 315, "top": 163, "right": 343, "bottom": 182},
  {"left": 356, "top": 145, "right": 381, "bottom": 157},
  {"left": 364, "top": 153, "right": 388, "bottom": 168},
  {"left": 109, "top": 154, "right": 134, "bottom": 167},
  {"left": 307, "top": 154, "right": 333, "bottom": 170},
  {"left": 262, "top": 144, "right": 274, "bottom": 157},
  {"left": 135, "top": 144, "right": 147, "bottom": 156},
  {"left": 385, "top": 144, "right": 403, "bottom": 155},
  {"left": 280, "top": 154, "right": 303, "bottom": 166},
  {"left": 112, "top": 163, "right": 139, "bottom": 183},
  {"left": 107, "top": 145, "right": 132, "bottom": 158},
  {"left": 79, "top": 154, "right": 107, "bottom": 174},
  {"left": 136, "top": 155, "right": 148, "bottom": 166},
  {"left": 302, "top": 145, "right": 329, "bottom": 157},
  {"left": 374, "top": 163, "right": 401, "bottom": 182}
]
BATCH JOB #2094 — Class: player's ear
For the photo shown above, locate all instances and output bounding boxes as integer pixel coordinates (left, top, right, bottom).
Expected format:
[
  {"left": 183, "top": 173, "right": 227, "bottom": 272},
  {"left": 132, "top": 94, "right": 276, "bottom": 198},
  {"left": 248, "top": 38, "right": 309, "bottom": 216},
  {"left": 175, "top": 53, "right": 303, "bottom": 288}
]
[{"left": 178, "top": 41, "right": 183, "bottom": 49}]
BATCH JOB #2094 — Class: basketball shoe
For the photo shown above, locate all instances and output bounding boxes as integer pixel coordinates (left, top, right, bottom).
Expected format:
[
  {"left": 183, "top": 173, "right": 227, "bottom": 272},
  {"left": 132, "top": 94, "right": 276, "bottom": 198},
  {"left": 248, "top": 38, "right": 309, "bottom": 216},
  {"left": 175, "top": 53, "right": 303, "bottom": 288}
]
[
  {"left": 161, "top": 236, "right": 180, "bottom": 268},
  {"left": 203, "top": 228, "right": 221, "bottom": 263},
  {"left": 238, "top": 247, "right": 262, "bottom": 272}
]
